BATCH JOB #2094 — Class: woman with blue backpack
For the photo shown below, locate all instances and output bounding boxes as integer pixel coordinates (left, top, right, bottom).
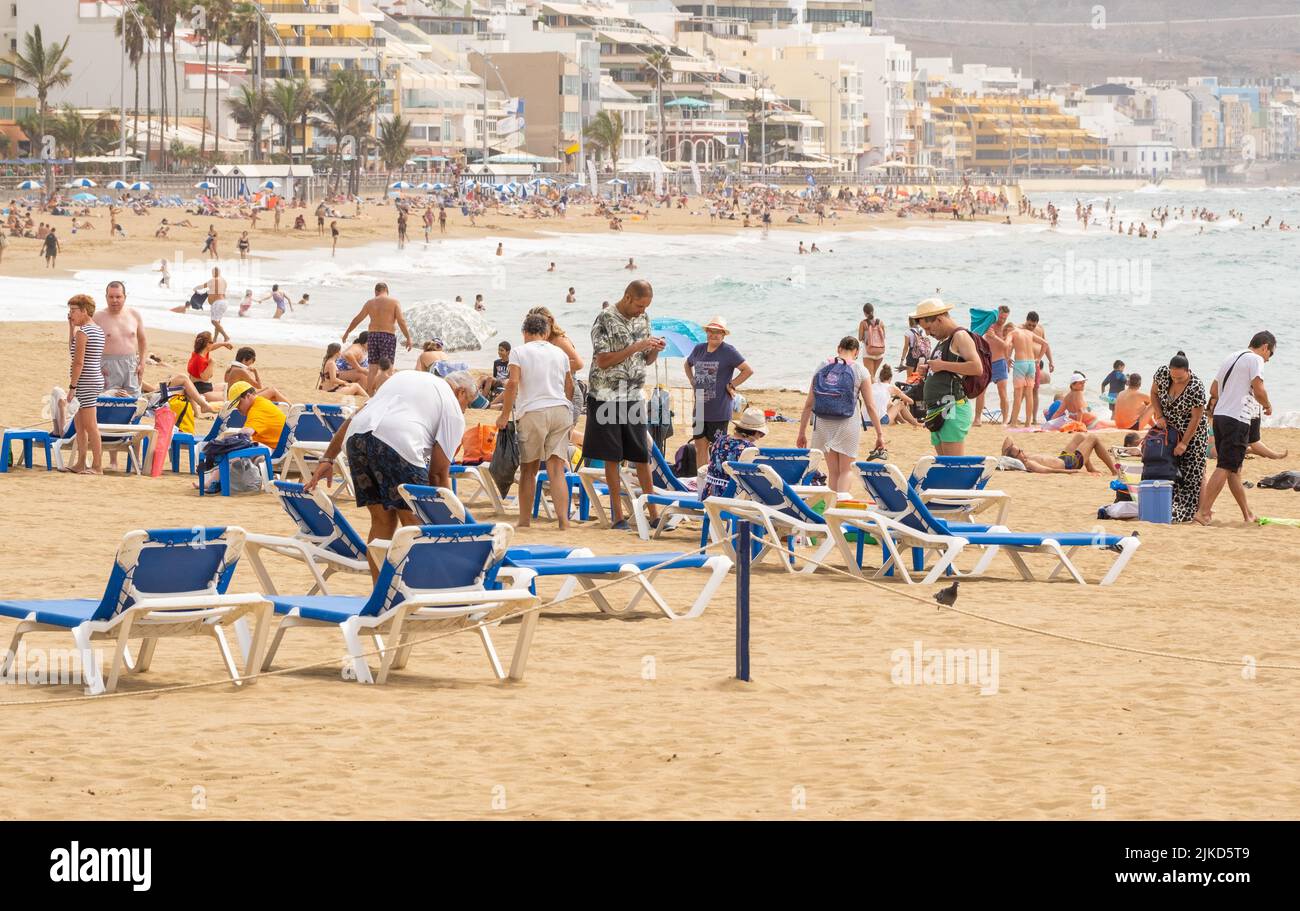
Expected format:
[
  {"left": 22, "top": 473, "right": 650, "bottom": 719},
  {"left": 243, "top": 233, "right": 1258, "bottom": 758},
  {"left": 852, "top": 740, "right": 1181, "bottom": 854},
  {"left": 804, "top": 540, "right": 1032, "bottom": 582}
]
[{"left": 796, "top": 336, "right": 885, "bottom": 494}]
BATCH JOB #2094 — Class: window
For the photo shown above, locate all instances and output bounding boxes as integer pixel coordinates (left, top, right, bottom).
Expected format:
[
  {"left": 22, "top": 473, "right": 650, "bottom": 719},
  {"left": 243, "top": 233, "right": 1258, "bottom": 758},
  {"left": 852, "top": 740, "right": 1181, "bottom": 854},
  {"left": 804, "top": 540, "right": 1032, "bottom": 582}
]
[{"left": 562, "top": 112, "right": 580, "bottom": 133}]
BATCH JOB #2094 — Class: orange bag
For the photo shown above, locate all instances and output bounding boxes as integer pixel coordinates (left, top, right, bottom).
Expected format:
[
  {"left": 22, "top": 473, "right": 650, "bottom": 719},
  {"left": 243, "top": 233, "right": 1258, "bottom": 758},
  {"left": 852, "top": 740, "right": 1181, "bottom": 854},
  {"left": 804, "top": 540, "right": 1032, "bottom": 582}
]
[{"left": 458, "top": 424, "right": 498, "bottom": 464}]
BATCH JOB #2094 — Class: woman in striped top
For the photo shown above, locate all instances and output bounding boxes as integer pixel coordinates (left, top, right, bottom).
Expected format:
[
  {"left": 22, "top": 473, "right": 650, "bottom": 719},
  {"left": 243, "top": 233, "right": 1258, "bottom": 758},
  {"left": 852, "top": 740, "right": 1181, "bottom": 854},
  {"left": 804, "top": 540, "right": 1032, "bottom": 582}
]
[{"left": 66, "top": 294, "right": 105, "bottom": 474}]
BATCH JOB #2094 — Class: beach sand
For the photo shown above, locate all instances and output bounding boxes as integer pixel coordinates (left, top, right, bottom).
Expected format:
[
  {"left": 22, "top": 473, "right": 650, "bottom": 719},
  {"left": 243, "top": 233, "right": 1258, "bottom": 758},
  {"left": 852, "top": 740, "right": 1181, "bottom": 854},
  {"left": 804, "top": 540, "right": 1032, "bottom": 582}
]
[
  {"left": 0, "top": 196, "right": 1028, "bottom": 281},
  {"left": 2, "top": 325, "right": 1299, "bottom": 819}
]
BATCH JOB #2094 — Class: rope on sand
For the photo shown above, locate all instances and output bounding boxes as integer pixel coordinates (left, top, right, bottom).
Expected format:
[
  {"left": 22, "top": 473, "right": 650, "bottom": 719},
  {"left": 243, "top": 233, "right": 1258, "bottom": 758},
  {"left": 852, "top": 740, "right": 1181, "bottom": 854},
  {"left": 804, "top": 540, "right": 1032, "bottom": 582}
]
[
  {"left": 759, "top": 537, "right": 1300, "bottom": 672},
  {"left": 0, "top": 539, "right": 728, "bottom": 707}
]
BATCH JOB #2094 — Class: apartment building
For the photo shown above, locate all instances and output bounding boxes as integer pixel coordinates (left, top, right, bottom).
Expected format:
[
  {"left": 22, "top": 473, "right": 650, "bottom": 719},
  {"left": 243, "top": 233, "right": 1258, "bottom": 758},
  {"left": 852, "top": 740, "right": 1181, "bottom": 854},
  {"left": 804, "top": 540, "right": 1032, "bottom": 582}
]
[{"left": 930, "top": 93, "right": 1107, "bottom": 174}]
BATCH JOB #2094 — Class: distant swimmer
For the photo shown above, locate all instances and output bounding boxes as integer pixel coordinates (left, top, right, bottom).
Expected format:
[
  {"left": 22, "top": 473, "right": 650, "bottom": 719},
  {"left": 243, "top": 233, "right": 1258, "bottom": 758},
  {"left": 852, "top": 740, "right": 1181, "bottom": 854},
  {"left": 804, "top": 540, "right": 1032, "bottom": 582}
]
[
  {"left": 565, "top": 287, "right": 576, "bottom": 303},
  {"left": 496, "top": 242, "right": 504, "bottom": 256},
  {"left": 625, "top": 257, "right": 637, "bottom": 270},
  {"left": 547, "top": 262, "right": 556, "bottom": 272}
]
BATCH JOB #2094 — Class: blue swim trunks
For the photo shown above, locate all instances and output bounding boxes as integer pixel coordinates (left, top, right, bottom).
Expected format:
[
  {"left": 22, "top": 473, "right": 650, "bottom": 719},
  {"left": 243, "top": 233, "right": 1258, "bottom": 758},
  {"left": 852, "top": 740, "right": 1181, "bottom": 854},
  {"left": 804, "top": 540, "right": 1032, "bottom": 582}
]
[
  {"left": 1013, "top": 359, "right": 1036, "bottom": 381},
  {"left": 991, "top": 357, "right": 1009, "bottom": 383}
]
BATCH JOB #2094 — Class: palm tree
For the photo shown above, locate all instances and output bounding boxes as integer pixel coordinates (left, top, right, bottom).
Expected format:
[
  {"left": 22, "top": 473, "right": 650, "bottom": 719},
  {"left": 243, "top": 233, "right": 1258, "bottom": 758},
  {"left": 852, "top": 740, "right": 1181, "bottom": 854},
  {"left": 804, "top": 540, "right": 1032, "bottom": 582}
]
[
  {"left": 113, "top": 5, "right": 147, "bottom": 157},
  {"left": 146, "top": 0, "right": 177, "bottom": 171},
  {"left": 229, "top": 82, "right": 270, "bottom": 162},
  {"left": 645, "top": 49, "right": 669, "bottom": 159},
  {"left": 315, "top": 69, "right": 381, "bottom": 194},
  {"left": 378, "top": 114, "right": 413, "bottom": 178},
  {"left": 268, "top": 77, "right": 314, "bottom": 162},
  {"left": 12, "top": 25, "right": 73, "bottom": 193},
  {"left": 199, "top": 0, "right": 234, "bottom": 156},
  {"left": 52, "top": 105, "right": 112, "bottom": 172},
  {"left": 583, "top": 110, "right": 624, "bottom": 175}
]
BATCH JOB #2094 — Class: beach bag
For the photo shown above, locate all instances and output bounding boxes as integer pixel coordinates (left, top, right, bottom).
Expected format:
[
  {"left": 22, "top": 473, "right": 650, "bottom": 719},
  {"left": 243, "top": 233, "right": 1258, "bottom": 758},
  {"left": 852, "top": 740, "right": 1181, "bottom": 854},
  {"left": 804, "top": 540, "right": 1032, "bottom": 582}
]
[
  {"left": 227, "top": 458, "right": 266, "bottom": 494},
  {"left": 647, "top": 388, "right": 673, "bottom": 450},
  {"left": 812, "top": 358, "right": 858, "bottom": 418},
  {"left": 488, "top": 422, "right": 519, "bottom": 497},
  {"left": 673, "top": 442, "right": 698, "bottom": 478},
  {"left": 570, "top": 376, "right": 588, "bottom": 423},
  {"left": 168, "top": 394, "right": 195, "bottom": 435},
  {"left": 1141, "top": 424, "right": 1181, "bottom": 482},
  {"left": 953, "top": 328, "right": 993, "bottom": 399},
  {"left": 458, "top": 424, "right": 498, "bottom": 465},
  {"left": 865, "top": 320, "right": 886, "bottom": 350},
  {"left": 908, "top": 327, "right": 931, "bottom": 363}
]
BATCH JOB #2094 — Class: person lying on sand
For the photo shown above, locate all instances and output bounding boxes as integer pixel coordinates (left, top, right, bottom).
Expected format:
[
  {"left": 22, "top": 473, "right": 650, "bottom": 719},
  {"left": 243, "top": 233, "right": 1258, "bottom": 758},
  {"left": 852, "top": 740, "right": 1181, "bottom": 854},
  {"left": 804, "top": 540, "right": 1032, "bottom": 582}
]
[{"left": 1001, "top": 433, "right": 1123, "bottom": 476}]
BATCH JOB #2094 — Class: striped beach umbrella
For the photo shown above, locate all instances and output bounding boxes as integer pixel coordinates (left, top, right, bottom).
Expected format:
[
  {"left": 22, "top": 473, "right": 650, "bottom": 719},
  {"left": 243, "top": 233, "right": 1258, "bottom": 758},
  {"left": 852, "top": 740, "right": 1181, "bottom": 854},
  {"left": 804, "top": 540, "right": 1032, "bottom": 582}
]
[
  {"left": 430, "top": 182, "right": 448, "bottom": 190},
  {"left": 17, "top": 179, "right": 43, "bottom": 190},
  {"left": 194, "top": 181, "right": 217, "bottom": 190},
  {"left": 129, "top": 181, "right": 152, "bottom": 191},
  {"left": 388, "top": 181, "right": 414, "bottom": 190},
  {"left": 259, "top": 179, "right": 280, "bottom": 190},
  {"left": 64, "top": 177, "right": 97, "bottom": 188},
  {"left": 416, "top": 181, "right": 434, "bottom": 190},
  {"left": 106, "top": 179, "right": 130, "bottom": 190}
]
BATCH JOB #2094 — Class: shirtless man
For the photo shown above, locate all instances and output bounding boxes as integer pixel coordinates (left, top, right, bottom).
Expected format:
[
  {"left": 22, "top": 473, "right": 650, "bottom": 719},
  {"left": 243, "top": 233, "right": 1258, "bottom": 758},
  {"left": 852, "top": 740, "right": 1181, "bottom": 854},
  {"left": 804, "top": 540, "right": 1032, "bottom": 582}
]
[
  {"left": 341, "top": 282, "right": 413, "bottom": 393},
  {"left": 1024, "top": 311, "right": 1051, "bottom": 423},
  {"left": 974, "top": 305, "right": 1011, "bottom": 425},
  {"left": 1006, "top": 318, "right": 1053, "bottom": 426},
  {"left": 1001, "top": 434, "right": 1122, "bottom": 476},
  {"left": 94, "top": 280, "right": 148, "bottom": 396},
  {"left": 199, "top": 267, "right": 230, "bottom": 341}
]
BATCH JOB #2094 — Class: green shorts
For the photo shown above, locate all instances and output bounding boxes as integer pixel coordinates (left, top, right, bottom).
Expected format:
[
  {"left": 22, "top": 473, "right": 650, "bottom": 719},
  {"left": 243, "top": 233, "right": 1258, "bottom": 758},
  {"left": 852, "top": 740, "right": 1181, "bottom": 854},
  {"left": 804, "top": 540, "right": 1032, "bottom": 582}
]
[{"left": 929, "top": 399, "right": 974, "bottom": 446}]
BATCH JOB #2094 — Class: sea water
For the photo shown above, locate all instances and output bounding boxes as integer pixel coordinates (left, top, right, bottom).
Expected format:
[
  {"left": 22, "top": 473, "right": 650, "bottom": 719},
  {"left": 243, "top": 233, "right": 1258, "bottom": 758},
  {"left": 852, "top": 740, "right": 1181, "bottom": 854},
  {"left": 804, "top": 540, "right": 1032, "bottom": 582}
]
[{"left": 4, "top": 185, "right": 1298, "bottom": 420}]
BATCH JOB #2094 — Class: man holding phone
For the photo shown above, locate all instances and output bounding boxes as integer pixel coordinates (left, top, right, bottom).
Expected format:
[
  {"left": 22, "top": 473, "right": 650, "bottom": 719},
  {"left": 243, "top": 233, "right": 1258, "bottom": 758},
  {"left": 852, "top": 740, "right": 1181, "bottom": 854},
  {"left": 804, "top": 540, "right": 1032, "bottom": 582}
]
[{"left": 585, "top": 279, "right": 664, "bottom": 530}]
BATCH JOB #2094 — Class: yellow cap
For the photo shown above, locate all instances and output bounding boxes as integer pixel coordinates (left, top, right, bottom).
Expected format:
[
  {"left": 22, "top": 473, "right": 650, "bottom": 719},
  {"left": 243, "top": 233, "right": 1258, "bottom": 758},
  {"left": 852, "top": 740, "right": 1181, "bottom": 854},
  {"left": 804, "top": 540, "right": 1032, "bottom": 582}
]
[{"left": 226, "top": 380, "right": 254, "bottom": 402}]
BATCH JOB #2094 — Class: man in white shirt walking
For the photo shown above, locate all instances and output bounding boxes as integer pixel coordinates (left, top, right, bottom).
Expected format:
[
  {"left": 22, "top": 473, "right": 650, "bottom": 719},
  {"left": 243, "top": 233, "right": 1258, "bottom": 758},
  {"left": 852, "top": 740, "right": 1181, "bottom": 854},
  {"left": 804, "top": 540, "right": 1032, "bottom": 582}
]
[
  {"left": 306, "top": 369, "right": 478, "bottom": 577},
  {"left": 1196, "top": 331, "right": 1276, "bottom": 525},
  {"left": 497, "top": 314, "right": 575, "bottom": 528}
]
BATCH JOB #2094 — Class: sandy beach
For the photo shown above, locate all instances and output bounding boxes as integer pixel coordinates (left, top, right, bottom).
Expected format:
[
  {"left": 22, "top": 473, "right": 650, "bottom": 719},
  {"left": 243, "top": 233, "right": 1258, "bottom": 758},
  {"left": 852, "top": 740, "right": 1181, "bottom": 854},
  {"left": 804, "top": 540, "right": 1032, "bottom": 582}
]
[
  {"left": 2, "top": 324, "right": 1300, "bottom": 819},
  {"left": 0, "top": 193, "right": 1029, "bottom": 281}
]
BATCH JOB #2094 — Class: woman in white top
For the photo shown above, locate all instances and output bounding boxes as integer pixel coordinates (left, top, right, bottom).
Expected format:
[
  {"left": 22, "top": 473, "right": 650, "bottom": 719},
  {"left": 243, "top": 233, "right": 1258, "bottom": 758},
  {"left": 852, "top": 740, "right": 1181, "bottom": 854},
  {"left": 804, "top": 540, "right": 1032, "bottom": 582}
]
[
  {"left": 873, "top": 365, "right": 921, "bottom": 428},
  {"left": 797, "top": 336, "right": 885, "bottom": 494}
]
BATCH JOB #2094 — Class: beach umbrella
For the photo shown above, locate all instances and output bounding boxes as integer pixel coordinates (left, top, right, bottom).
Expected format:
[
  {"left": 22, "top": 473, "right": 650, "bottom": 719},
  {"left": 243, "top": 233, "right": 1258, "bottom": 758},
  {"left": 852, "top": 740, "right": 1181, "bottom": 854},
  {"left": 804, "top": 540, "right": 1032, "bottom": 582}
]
[
  {"left": 129, "top": 181, "right": 152, "bottom": 191},
  {"left": 416, "top": 181, "right": 435, "bottom": 190},
  {"left": 404, "top": 301, "right": 495, "bottom": 352},
  {"left": 106, "top": 179, "right": 130, "bottom": 190},
  {"left": 389, "top": 181, "right": 414, "bottom": 190},
  {"left": 653, "top": 330, "right": 700, "bottom": 360},
  {"left": 259, "top": 179, "right": 280, "bottom": 189},
  {"left": 651, "top": 317, "right": 706, "bottom": 344},
  {"left": 17, "top": 179, "right": 42, "bottom": 190},
  {"left": 64, "top": 177, "right": 96, "bottom": 188},
  {"left": 71, "top": 192, "right": 98, "bottom": 203},
  {"left": 606, "top": 178, "right": 629, "bottom": 186},
  {"left": 430, "top": 182, "right": 448, "bottom": 190},
  {"left": 194, "top": 180, "right": 217, "bottom": 190}
]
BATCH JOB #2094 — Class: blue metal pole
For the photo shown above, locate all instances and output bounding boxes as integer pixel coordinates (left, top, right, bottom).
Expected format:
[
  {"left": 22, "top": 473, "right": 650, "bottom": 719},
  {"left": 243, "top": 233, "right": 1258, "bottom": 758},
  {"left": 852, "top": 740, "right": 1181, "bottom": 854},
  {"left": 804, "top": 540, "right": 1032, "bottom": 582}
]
[{"left": 736, "top": 521, "right": 751, "bottom": 681}]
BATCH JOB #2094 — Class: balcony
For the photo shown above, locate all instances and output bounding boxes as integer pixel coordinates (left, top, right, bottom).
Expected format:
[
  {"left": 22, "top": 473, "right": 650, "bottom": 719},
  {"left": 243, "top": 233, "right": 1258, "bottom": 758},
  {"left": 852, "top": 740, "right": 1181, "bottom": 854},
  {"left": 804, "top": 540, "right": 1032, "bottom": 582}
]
[
  {"left": 279, "top": 36, "right": 386, "bottom": 47},
  {"left": 262, "top": 3, "right": 339, "bottom": 13},
  {"left": 659, "top": 117, "right": 745, "bottom": 136}
]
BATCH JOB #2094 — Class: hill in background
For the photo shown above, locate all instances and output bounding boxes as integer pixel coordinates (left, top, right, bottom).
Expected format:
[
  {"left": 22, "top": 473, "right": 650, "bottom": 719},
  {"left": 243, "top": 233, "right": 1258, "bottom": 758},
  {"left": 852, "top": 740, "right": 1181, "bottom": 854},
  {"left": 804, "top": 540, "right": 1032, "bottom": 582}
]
[{"left": 875, "top": 0, "right": 1300, "bottom": 85}]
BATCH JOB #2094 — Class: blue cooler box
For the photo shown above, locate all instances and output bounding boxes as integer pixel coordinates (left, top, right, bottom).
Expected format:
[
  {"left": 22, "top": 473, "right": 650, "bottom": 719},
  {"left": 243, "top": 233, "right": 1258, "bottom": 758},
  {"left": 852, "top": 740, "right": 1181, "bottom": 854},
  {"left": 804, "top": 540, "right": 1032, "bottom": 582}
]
[{"left": 1137, "top": 480, "right": 1174, "bottom": 523}]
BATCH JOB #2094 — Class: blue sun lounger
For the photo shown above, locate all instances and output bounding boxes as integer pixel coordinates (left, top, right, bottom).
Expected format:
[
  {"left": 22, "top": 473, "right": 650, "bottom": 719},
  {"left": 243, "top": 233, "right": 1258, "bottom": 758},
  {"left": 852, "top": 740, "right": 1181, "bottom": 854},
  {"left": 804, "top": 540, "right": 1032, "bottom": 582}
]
[
  {"left": 0, "top": 527, "right": 271, "bottom": 694},
  {"left": 702, "top": 461, "right": 838, "bottom": 574},
  {"left": 397, "top": 484, "right": 588, "bottom": 563},
  {"left": 819, "top": 460, "right": 1009, "bottom": 582},
  {"left": 505, "top": 550, "right": 733, "bottom": 621},
  {"left": 829, "top": 462, "right": 1141, "bottom": 586},
  {"left": 244, "top": 481, "right": 374, "bottom": 595},
  {"left": 628, "top": 441, "right": 709, "bottom": 541},
  {"left": 262, "top": 523, "right": 541, "bottom": 684}
]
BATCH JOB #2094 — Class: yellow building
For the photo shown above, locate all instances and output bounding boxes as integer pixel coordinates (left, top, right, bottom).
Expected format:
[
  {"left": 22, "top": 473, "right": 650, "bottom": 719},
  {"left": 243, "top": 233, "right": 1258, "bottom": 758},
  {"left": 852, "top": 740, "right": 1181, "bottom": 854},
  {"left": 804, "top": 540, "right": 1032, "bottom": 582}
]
[
  {"left": 260, "top": 1, "right": 387, "bottom": 153},
  {"left": 930, "top": 93, "right": 1107, "bottom": 174}
]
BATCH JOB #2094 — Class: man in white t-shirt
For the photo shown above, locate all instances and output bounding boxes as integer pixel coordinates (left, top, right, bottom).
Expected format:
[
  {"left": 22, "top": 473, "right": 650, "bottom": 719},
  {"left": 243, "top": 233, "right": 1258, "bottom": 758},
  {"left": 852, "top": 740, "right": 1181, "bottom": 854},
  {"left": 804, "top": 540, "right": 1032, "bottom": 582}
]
[
  {"left": 496, "top": 313, "right": 575, "bottom": 528},
  {"left": 1197, "top": 331, "right": 1275, "bottom": 525},
  {"left": 306, "top": 369, "right": 478, "bottom": 577}
]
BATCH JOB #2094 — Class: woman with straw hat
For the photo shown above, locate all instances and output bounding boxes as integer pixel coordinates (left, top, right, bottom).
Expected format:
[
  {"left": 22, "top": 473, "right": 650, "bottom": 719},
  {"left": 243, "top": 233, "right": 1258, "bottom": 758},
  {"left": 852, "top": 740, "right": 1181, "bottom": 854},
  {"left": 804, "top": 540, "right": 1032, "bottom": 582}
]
[
  {"left": 701, "top": 408, "right": 768, "bottom": 500},
  {"left": 685, "top": 315, "right": 753, "bottom": 468}
]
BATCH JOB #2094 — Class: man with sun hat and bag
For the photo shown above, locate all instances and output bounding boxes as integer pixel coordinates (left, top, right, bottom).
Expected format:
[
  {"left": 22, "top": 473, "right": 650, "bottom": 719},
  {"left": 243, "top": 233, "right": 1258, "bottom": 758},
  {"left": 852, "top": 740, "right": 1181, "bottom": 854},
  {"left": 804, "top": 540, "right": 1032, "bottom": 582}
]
[{"left": 911, "top": 297, "right": 986, "bottom": 456}]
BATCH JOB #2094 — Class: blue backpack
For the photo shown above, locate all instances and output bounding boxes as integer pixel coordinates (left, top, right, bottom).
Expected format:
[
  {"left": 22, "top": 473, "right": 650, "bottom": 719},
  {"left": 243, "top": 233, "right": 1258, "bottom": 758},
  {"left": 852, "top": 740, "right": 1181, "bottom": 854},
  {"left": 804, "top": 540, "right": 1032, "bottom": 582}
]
[{"left": 812, "top": 358, "right": 858, "bottom": 418}]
